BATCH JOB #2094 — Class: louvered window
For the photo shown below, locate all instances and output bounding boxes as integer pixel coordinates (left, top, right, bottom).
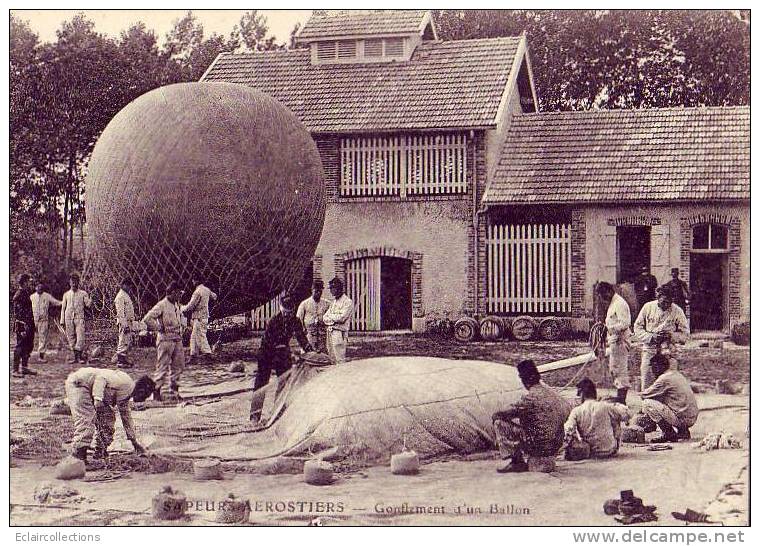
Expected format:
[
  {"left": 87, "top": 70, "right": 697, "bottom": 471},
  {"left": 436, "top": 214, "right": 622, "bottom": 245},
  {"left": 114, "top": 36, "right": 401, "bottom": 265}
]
[
  {"left": 384, "top": 37, "right": 404, "bottom": 56},
  {"left": 316, "top": 41, "right": 337, "bottom": 60},
  {"left": 364, "top": 39, "right": 383, "bottom": 57},
  {"left": 337, "top": 40, "right": 357, "bottom": 59}
]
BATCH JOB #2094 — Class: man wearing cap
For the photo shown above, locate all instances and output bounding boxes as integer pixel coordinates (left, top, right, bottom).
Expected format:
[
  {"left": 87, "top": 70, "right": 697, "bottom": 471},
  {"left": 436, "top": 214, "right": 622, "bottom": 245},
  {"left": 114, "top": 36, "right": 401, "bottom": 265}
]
[
  {"left": 563, "top": 378, "right": 631, "bottom": 460},
  {"left": 182, "top": 277, "right": 218, "bottom": 365},
  {"left": 112, "top": 279, "right": 137, "bottom": 368},
  {"left": 296, "top": 279, "right": 330, "bottom": 354},
  {"left": 142, "top": 282, "right": 187, "bottom": 400},
  {"left": 30, "top": 282, "right": 62, "bottom": 362},
  {"left": 661, "top": 268, "right": 690, "bottom": 314},
  {"left": 491, "top": 360, "right": 572, "bottom": 473},
  {"left": 65, "top": 367, "right": 154, "bottom": 463},
  {"left": 634, "top": 265, "right": 658, "bottom": 308},
  {"left": 60, "top": 273, "right": 92, "bottom": 363},
  {"left": 596, "top": 282, "right": 632, "bottom": 404},
  {"left": 634, "top": 286, "right": 689, "bottom": 389},
  {"left": 637, "top": 354, "right": 698, "bottom": 443},
  {"left": 250, "top": 293, "right": 313, "bottom": 423},
  {"left": 12, "top": 273, "right": 37, "bottom": 377},
  {"left": 322, "top": 277, "right": 354, "bottom": 364}
]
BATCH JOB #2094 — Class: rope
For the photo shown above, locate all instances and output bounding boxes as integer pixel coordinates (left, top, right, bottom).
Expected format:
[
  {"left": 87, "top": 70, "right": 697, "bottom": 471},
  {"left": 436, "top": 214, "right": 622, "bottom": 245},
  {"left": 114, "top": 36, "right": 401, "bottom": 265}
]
[{"left": 554, "top": 321, "right": 606, "bottom": 392}]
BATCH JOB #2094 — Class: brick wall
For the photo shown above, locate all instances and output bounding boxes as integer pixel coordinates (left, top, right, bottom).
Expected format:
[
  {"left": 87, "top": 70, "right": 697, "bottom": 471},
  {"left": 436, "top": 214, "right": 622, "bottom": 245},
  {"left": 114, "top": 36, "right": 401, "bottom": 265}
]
[{"left": 570, "top": 208, "right": 587, "bottom": 317}]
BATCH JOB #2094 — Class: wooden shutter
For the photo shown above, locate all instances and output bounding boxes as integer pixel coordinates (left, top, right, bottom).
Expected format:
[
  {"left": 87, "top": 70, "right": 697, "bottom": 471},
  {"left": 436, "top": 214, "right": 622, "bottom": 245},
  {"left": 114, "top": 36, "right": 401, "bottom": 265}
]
[
  {"left": 598, "top": 223, "right": 618, "bottom": 284},
  {"left": 346, "top": 257, "right": 381, "bottom": 331},
  {"left": 650, "top": 224, "right": 671, "bottom": 287}
]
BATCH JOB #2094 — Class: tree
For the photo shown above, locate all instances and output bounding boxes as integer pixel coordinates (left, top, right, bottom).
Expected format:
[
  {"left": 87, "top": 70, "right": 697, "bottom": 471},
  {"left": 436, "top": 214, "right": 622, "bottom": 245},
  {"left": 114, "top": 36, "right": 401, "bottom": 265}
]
[{"left": 433, "top": 9, "right": 749, "bottom": 111}]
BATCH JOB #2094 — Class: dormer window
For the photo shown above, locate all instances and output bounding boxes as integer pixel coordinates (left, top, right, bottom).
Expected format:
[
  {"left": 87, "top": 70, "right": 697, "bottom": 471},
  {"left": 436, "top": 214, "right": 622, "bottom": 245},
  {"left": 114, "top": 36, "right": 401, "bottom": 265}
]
[
  {"left": 364, "top": 39, "right": 383, "bottom": 57},
  {"left": 384, "top": 37, "right": 404, "bottom": 56},
  {"left": 337, "top": 40, "right": 357, "bottom": 59},
  {"left": 317, "top": 41, "right": 337, "bottom": 61},
  {"left": 364, "top": 37, "right": 405, "bottom": 59}
]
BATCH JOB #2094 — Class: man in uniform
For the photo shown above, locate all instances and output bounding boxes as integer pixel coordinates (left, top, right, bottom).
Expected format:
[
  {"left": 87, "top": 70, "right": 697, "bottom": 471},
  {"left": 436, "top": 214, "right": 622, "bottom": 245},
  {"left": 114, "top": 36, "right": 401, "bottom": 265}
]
[
  {"left": 112, "top": 279, "right": 137, "bottom": 368},
  {"left": 597, "top": 282, "right": 632, "bottom": 404},
  {"left": 142, "top": 282, "right": 187, "bottom": 400},
  {"left": 31, "top": 282, "right": 62, "bottom": 362},
  {"left": 634, "top": 286, "right": 689, "bottom": 389},
  {"left": 634, "top": 265, "right": 658, "bottom": 308},
  {"left": 322, "top": 277, "right": 354, "bottom": 364},
  {"left": 249, "top": 293, "right": 313, "bottom": 424},
  {"left": 60, "top": 273, "right": 92, "bottom": 363},
  {"left": 182, "top": 278, "right": 217, "bottom": 364},
  {"left": 12, "top": 274, "right": 37, "bottom": 377},
  {"left": 638, "top": 354, "right": 699, "bottom": 443},
  {"left": 563, "top": 378, "right": 630, "bottom": 459},
  {"left": 491, "top": 360, "right": 572, "bottom": 473},
  {"left": 296, "top": 279, "right": 330, "bottom": 353},
  {"left": 65, "top": 367, "right": 154, "bottom": 463},
  {"left": 661, "top": 268, "right": 690, "bottom": 314}
]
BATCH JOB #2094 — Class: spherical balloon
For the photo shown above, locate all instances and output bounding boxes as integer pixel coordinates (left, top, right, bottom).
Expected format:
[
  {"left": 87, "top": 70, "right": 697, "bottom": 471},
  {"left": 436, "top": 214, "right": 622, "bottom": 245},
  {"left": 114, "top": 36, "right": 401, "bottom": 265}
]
[{"left": 85, "top": 82, "right": 325, "bottom": 318}]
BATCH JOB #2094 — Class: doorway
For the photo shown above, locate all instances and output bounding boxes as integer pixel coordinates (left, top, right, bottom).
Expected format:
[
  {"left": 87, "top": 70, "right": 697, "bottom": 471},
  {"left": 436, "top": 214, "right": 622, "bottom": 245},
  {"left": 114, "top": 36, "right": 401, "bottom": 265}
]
[
  {"left": 380, "top": 257, "right": 412, "bottom": 330},
  {"left": 690, "top": 253, "right": 727, "bottom": 331},
  {"left": 617, "top": 226, "right": 651, "bottom": 284}
]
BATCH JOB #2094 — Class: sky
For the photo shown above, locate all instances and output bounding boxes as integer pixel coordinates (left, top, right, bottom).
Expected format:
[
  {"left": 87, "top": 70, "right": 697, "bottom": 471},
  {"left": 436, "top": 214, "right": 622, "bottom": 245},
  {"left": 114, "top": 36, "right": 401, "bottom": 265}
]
[{"left": 12, "top": 9, "right": 313, "bottom": 46}]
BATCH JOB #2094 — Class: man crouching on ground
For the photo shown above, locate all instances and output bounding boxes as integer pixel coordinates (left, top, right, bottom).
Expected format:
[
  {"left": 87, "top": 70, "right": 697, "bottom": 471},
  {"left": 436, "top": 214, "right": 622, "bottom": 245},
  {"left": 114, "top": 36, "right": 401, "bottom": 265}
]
[
  {"left": 491, "top": 360, "right": 572, "bottom": 473},
  {"left": 66, "top": 367, "right": 154, "bottom": 464},
  {"left": 563, "top": 378, "right": 630, "bottom": 460},
  {"left": 636, "top": 353, "right": 698, "bottom": 443}
]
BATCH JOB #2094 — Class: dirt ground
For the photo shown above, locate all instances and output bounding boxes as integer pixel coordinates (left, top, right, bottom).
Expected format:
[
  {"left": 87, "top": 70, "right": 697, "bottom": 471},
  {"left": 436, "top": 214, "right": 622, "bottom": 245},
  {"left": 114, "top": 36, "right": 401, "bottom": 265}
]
[{"left": 9, "top": 326, "right": 751, "bottom": 526}]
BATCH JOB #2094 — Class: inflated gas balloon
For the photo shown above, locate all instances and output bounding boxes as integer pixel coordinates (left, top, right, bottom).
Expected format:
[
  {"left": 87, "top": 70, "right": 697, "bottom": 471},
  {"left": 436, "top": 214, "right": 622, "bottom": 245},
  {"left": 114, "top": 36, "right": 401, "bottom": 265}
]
[{"left": 85, "top": 82, "right": 325, "bottom": 317}]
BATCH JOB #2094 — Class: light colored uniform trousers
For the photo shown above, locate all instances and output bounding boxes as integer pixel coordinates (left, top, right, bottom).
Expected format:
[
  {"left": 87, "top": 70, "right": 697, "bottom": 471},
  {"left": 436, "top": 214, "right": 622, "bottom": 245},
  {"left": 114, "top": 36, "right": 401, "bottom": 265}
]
[
  {"left": 327, "top": 329, "right": 347, "bottom": 364},
  {"left": 115, "top": 325, "right": 132, "bottom": 358},
  {"left": 65, "top": 318, "right": 86, "bottom": 351},
  {"left": 36, "top": 319, "right": 50, "bottom": 354},
  {"left": 190, "top": 318, "right": 212, "bottom": 356},
  {"left": 65, "top": 380, "right": 98, "bottom": 450},
  {"left": 607, "top": 335, "right": 631, "bottom": 389},
  {"left": 155, "top": 339, "right": 185, "bottom": 393},
  {"left": 494, "top": 419, "right": 525, "bottom": 459},
  {"left": 641, "top": 399, "right": 683, "bottom": 428}
]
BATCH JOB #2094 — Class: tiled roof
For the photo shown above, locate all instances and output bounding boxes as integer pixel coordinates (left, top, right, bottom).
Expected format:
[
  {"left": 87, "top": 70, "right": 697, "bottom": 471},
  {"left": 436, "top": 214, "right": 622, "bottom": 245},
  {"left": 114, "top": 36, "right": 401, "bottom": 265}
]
[
  {"left": 485, "top": 106, "right": 749, "bottom": 204},
  {"left": 297, "top": 10, "right": 428, "bottom": 40},
  {"left": 202, "top": 37, "right": 521, "bottom": 133}
]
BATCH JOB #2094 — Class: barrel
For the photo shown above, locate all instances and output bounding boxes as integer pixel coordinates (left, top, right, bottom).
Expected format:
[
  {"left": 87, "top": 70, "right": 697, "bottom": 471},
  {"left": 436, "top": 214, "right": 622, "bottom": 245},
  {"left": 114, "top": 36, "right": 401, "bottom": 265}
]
[
  {"left": 304, "top": 459, "right": 334, "bottom": 486},
  {"left": 510, "top": 315, "right": 537, "bottom": 341},
  {"left": 538, "top": 317, "right": 564, "bottom": 341},
  {"left": 453, "top": 317, "right": 479, "bottom": 343},
  {"left": 390, "top": 451, "right": 420, "bottom": 475},
  {"left": 479, "top": 316, "right": 505, "bottom": 341}
]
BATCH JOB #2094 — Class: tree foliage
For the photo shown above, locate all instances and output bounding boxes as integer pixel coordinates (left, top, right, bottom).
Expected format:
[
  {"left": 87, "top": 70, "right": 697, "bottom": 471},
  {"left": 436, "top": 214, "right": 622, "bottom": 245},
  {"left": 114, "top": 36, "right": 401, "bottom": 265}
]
[
  {"left": 433, "top": 9, "right": 749, "bottom": 111},
  {"left": 9, "top": 10, "right": 286, "bottom": 290}
]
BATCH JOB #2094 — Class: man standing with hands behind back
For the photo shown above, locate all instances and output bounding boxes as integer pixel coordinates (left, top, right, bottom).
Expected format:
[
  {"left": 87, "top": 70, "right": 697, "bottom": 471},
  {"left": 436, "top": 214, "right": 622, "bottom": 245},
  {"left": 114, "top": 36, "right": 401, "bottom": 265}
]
[{"left": 322, "top": 277, "right": 354, "bottom": 364}]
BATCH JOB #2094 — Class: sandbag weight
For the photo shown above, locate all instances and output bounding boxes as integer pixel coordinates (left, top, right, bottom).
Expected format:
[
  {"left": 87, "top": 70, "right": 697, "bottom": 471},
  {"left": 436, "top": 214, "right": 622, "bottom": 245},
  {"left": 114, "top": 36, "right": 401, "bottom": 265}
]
[
  {"left": 391, "top": 450, "right": 420, "bottom": 475},
  {"left": 538, "top": 317, "right": 564, "bottom": 341},
  {"left": 194, "top": 459, "right": 223, "bottom": 480},
  {"left": 215, "top": 493, "right": 250, "bottom": 524},
  {"left": 304, "top": 459, "right": 334, "bottom": 486},
  {"left": 454, "top": 317, "right": 479, "bottom": 343},
  {"left": 152, "top": 485, "right": 187, "bottom": 520},
  {"left": 511, "top": 316, "right": 537, "bottom": 341},
  {"left": 479, "top": 316, "right": 504, "bottom": 342}
]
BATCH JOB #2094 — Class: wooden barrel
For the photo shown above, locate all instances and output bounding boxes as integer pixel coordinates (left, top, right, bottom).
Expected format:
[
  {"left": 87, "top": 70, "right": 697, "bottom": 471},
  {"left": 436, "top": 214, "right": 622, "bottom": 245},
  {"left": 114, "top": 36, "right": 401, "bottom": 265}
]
[
  {"left": 479, "top": 316, "right": 505, "bottom": 341},
  {"left": 511, "top": 316, "right": 537, "bottom": 341},
  {"left": 538, "top": 317, "right": 564, "bottom": 341},
  {"left": 453, "top": 317, "right": 479, "bottom": 343},
  {"left": 194, "top": 459, "right": 223, "bottom": 480}
]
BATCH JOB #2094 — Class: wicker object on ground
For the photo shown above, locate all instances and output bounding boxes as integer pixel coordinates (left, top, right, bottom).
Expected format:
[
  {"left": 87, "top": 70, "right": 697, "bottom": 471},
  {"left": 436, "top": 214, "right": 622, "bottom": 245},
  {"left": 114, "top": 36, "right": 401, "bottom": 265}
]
[{"left": 84, "top": 82, "right": 325, "bottom": 318}]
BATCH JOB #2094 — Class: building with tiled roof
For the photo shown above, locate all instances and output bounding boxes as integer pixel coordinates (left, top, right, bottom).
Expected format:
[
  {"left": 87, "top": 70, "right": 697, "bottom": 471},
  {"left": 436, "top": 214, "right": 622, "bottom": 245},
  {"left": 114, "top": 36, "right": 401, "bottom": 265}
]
[{"left": 203, "top": 9, "right": 748, "bottom": 334}]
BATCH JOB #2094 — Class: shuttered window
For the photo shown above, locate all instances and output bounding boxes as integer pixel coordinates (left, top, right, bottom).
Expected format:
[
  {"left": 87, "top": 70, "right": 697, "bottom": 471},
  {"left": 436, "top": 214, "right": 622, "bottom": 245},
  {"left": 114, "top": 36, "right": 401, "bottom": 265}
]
[
  {"left": 364, "top": 38, "right": 383, "bottom": 57},
  {"left": 340, "top": 134, "right": 468, "bottom": 197},
  {"left": 384, "top": 37, "right": 404, "bottom": 56},
  {"left": 316, "top": 41, "right": 337, "bottom": 60},
  {"left": 337, "top": 40, "right": 357, "bottom": 59}
]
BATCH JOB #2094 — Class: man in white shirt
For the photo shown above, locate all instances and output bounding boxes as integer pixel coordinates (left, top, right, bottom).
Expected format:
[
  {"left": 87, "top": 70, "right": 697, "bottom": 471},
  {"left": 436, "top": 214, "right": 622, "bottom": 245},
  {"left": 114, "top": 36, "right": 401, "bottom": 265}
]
[
  {"left": 634, "top": 286, "right": 689, "bottom": 389},
  {"left": 60, "top": 273, "right": 92, "bottom": 363},
  {"left": 182, "top": 278, "right": 217, "bottom": 364},
  {"left": 296, "top": 279, "right": 330, "bottom": 353},
  {"left": 30, "top": 282, "right": 62, "bottom": 361},
  {"left": 564, "top": 378, "right": 631, "bottom": 460},
  {"left": 65, "top": 367, "right": 154, "bottom": 464},
  {"left": 142, "top": 282, "right": 187, "bottom": 400},
  {"left": 597, "top": 282, "right": 632, "bottom": 404},
  {"left": 322, "top": 277, "right": 354, "bottom": 364},
  {"left": 112, "top": 279, "right": 137, "bottom": 368}
]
